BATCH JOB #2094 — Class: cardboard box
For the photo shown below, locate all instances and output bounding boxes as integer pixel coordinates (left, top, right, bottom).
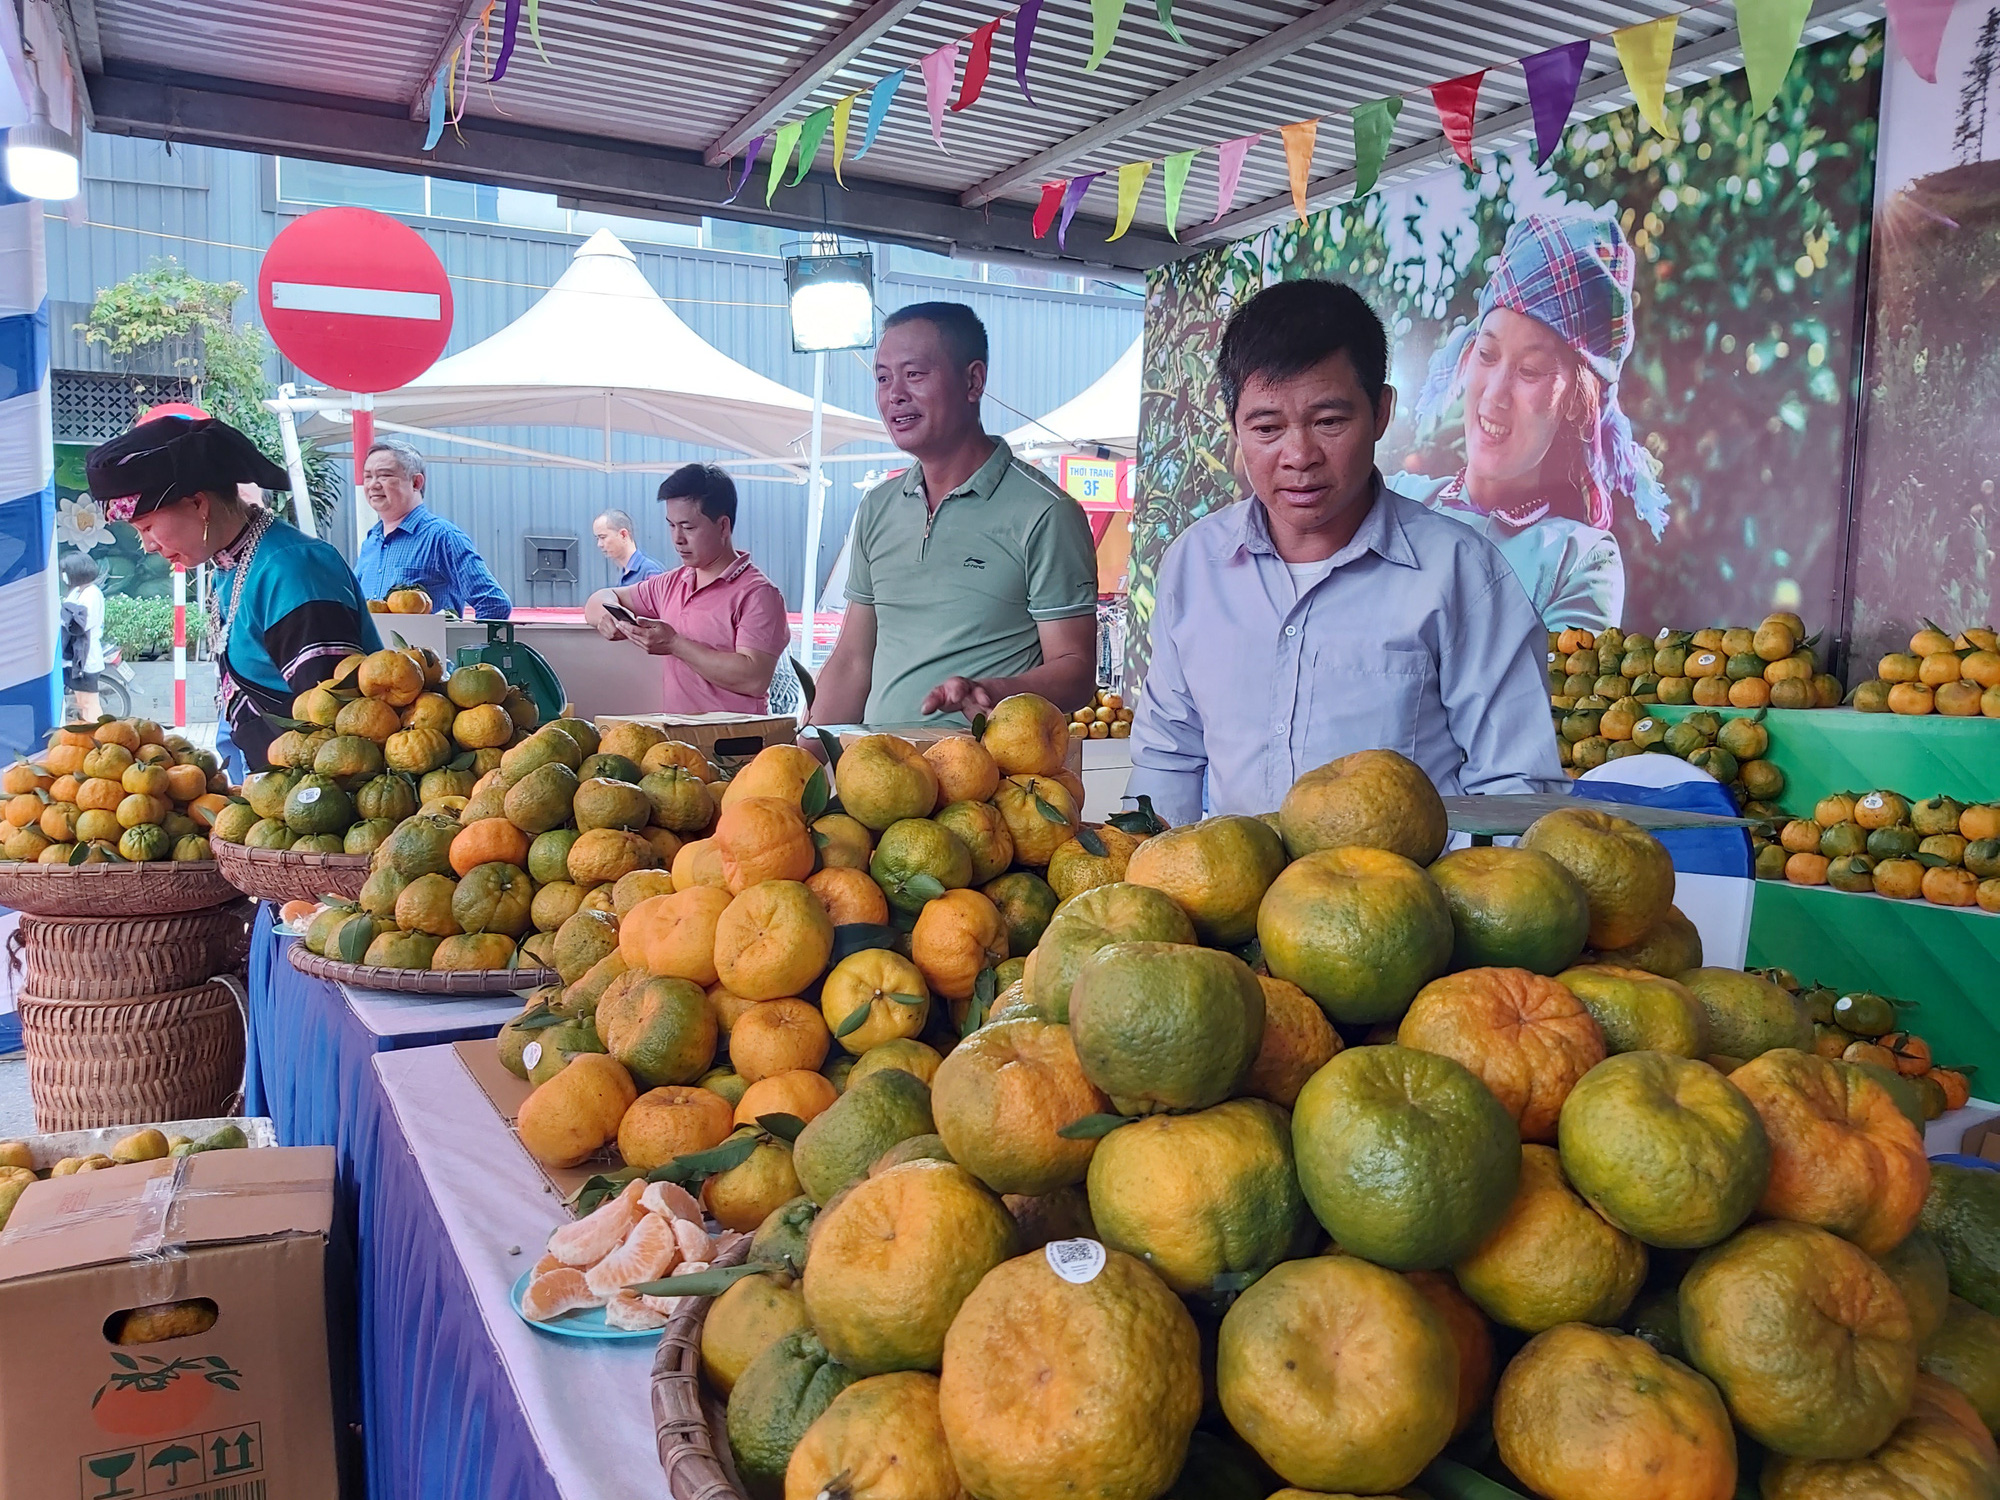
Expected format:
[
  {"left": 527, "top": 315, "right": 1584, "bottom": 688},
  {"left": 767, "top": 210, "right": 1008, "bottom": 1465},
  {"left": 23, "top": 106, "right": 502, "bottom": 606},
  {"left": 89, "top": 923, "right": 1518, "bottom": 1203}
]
[
  {"left": 0, "top": 1147, "right": 338, "bottom": 1500},
  {"left": 1959, "top": 1115, "right": 2000, "bottom": 1164},
  {"left": 827, "top": 722, "right": 1084, "bottom": 778},
  {"left": 593, "top": 712, "right": 798, "bottom": 763}
]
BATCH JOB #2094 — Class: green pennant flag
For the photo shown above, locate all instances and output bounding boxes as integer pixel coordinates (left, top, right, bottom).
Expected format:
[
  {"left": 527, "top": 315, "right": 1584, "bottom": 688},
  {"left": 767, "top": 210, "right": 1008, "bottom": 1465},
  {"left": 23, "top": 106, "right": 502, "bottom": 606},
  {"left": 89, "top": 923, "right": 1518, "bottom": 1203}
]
[
  {"left": 766, "top": 119, "right": 801, "bottom": 204},
  {"left": 791, "top": 104, "right": 835, "bottom": 186},
  {"left": 1350, "top": 95, "right": 1403, "bottom": 198},
  {"left": 1087, "top": 0, "right": 1127, "bottom": 71},
  {"left": 1156, "top": 0, "right": 1185, "bottom": 46},
  {"left": 1161, "top": 148, "right": 1197, "bottom": 239},
  {"left": 1739, "top": 0, "right": 1813, "bottom": 114}
]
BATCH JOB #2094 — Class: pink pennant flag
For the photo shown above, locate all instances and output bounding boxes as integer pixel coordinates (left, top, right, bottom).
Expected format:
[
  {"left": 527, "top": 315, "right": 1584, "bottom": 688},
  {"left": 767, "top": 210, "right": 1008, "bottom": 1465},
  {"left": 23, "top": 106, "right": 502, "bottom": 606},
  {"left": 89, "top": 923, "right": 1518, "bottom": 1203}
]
[
  {"left": 1430, "top": 71, "right": 1484, "bottom": 168},
  {"left": 1209, "top": 132, "right": 1261, "bottom": 224},
  {"left": 1887, "top": 0, "right": 1958, "bottom": 82},
  {"left": 1058, "top": 171, "right": 1103, "bottom": 249},
  {"left": 919, "top": 40, "right": 960, "bottom": 150},
  {"left": 955, "top": 17, "right": 1002, "bottom": 111},
  {"left": 1032, "top": 181, "right": 1065, "bottom": 239}
]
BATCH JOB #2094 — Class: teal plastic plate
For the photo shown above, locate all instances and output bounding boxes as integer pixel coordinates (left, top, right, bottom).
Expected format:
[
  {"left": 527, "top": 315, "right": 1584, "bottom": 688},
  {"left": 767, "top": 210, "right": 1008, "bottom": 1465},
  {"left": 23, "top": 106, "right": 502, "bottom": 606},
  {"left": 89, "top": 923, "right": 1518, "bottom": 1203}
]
[{"left": 509, "top": 1268, "right": 660, "bottom": 1340}]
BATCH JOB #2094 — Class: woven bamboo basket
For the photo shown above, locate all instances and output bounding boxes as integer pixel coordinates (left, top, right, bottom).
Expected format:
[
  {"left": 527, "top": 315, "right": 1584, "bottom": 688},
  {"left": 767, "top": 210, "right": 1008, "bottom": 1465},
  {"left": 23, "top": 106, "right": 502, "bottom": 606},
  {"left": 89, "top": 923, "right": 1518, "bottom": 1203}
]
[
  {"left": 653, "top": 1235, "right": 753, "bottom": 1500},
  {"left": 17, "top": 904, "right": 254, "bottom": 1000},
  {"left": 0, "top": 860, "right": 239, "bottom": 918},
  {"left": 19, "top": 977, "right": 247, "bottom": 1130},
  {"left": 286, "top": 943, "right": 558, "bottom": 996},
  {"left": 212, "top": 837, "right": 372, "bottom": 904}
]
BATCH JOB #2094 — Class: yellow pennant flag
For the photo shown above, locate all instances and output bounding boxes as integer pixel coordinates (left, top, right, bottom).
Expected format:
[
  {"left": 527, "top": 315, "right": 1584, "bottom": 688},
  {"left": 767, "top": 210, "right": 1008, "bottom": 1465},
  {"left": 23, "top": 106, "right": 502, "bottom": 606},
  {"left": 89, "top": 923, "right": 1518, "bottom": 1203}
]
[
  {"left": 1280, "top": 118, "right": 1318, "bottom": 222},
  {"left": 1614, "top": 14, "right": 1678, "bottom": 136},
  {"left": 830, "top": 93, "right": 856, "bottom": 186},
  {"left": 1109, "top": 159, "right": 1152, "bottom": 241}
]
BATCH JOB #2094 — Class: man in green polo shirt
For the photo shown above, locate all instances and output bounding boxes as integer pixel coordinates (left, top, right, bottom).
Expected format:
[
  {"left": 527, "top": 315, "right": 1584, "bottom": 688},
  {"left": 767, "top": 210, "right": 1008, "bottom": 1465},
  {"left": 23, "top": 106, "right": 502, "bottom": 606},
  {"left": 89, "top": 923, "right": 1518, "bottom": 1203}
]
[{"left": 806, "top": 302, "right": 1100, "bottom": 726}]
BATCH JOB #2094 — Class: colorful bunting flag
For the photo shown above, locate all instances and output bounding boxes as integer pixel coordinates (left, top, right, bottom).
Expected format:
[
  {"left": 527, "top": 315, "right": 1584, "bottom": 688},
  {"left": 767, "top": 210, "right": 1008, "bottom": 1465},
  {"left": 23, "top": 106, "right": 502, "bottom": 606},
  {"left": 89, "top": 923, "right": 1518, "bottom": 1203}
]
[
  {"left": 1210, "top": 133, "right": 1260, "bottom": 224},
  {"left": 1014, "top": 0, "right": 1046, "bottom": 104},
  {"left": 1739, "top": 0, "right": 1813, "bottom": 113},
  {"left": 855, "top": 69, "right": 904, "bottom": 160},
  {"left": 723, "top": 135, "right": 766, "bottom": 204},
  {"left": 1109, "top": 160, "right": 1152, "bottom": 241},
  {"left": 1058, "top": 171, "right": 1103, "bottom": 248},
  {"left": 1161, "top": 148, "right": 1196, "bottom": 239},
  {"left": 1523, "top": 40, "right": 1589, "bottom": 165},
  {"left": 1156, "top": 0, "right": 1186, "bottom": 46},
  {"left": 1350, "top": 96, "right": 1401, "bottom": 198},
  {"left": 766, "top": 119, "right": 801, "bottom": 204},
  {"left": 1088, "top": 0, "right": 1127, "bottom": 72},
  {"left": 1614, "top": 15, "right": 1678, "bottom": 136},
  {"left": 1430, "top": 70, "right": 1485, "bottom": 168},
  {"left": 1032, "top": 180, "right": 1066, "bottom": 239},
  {"left": 791, "top": 104, "right": 834, "bottom": 186},
  {"left": 956, "top": 17, "right": 1003, "bottom": 112},
  {"left": 1279, "top": 119, "right": 1318, "bottom": 222},
  {"left": 491, "top": 0, "right": 524, "bottom": 80},
  {"left": 526, "top": 0, "right": 548, "bottom": 61},
  {"left": 830, "top": 94, "right": 855, "bottom": 185},
  {"left": 1887, "top": 0, "right": 1959, "bottom": 82},
  {"left": 423, "top": 67, "right": 449, "bottom": 151},
  {"left": 919, "top": 40, "right": 959, "bottom": 150}
]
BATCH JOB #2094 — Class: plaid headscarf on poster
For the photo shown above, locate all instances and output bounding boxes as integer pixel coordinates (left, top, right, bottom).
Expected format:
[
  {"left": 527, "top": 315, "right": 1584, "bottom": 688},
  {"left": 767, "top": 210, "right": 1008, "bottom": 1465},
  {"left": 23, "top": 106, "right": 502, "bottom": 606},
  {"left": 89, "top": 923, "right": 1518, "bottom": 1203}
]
[{"left": 1417, "top": 213, "right": 1670, "bottom": 537}]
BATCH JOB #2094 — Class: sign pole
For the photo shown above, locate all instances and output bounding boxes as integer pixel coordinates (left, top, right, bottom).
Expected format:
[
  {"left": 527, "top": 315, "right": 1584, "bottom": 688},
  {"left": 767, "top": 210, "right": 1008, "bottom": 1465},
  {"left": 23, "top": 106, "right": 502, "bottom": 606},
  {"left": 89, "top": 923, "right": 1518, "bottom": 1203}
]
[
  {"left": 171, "top": 566, "right": 186, "bottom": 729},
  {"left": 800, "top": 351, "right": 827, "bottom": 674},
  {"left": 272, "top": 382, "right": 317, "bottom": 538},
  {"left": 351, "top": 392, "right": 374, "bottom": 557}
]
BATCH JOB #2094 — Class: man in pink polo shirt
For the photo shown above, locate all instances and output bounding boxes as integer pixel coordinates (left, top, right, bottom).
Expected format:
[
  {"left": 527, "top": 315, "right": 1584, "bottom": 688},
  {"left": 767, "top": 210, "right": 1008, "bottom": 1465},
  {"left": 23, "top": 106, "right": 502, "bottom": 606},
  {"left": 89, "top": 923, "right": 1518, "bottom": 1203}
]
[{"left": 583, "top": 463, "right": 789, "bottom": 713}]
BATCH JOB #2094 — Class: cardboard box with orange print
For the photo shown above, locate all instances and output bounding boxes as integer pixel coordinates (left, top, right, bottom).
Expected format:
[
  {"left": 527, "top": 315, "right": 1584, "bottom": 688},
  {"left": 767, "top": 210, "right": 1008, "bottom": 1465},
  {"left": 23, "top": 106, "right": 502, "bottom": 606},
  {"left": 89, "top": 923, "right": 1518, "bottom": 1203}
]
[{"left": 0, "top": 1146, "right": 338, "bottom": 1500}]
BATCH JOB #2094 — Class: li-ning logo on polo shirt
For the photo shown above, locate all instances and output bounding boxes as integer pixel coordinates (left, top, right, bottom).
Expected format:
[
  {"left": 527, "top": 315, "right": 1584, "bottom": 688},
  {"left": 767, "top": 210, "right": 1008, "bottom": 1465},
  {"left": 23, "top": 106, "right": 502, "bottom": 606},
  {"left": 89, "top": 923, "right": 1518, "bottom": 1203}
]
[{"left": 962, "top": 556, "right": 986, "bottom": 569}]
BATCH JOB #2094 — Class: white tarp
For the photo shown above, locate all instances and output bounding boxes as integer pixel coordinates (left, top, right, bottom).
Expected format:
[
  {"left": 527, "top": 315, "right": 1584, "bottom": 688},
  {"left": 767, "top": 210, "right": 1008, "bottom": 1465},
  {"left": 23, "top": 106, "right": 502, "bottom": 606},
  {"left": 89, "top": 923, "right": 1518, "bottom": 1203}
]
[
  {"left": 290, "top": 229, "right": 882, "bottom": 469},
  {"left": 1003, "top": 337, "right": 1140, "bottom": 459}
]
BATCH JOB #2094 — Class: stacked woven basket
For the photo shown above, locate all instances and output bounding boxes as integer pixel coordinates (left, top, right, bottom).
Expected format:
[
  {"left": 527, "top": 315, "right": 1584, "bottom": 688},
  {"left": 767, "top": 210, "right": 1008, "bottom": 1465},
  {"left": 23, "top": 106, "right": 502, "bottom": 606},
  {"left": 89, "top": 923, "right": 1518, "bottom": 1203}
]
[{"left": 4, "top": 867, "right": 252, "bottom": 1131}]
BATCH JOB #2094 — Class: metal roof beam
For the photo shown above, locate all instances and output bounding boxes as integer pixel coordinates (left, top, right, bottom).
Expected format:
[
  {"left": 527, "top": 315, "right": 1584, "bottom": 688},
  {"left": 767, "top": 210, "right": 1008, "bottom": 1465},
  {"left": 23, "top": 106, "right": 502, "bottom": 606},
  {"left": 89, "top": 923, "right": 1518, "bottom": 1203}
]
[
  {"left": 703, "top": 0, "right": 927, "bottom": 167},
  {"left": 1196, "top": 0, "right": 1874, "bottom": 243},
  {"left": 86, "top": 66, "right": 1182, "bottom": 273},
  {"left": 960, "top": 0, "right": 1401, "bottom": 210},
  {"left": 409, "top": 0, "right": 498, "bottom": 120}
]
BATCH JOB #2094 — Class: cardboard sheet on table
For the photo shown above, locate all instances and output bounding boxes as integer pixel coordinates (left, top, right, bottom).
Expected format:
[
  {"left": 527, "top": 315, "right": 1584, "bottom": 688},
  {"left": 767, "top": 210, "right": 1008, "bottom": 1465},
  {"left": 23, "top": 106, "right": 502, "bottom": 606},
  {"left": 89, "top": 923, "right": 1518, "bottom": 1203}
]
[{"left": 453, "top": 1040, "right": 614, "bottom": 1205}]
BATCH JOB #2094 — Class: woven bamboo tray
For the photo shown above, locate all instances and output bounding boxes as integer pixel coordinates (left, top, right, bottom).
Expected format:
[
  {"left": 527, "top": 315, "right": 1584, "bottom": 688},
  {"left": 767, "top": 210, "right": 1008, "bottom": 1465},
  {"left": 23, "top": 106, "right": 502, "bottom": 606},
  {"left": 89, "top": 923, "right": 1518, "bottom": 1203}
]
[
  {"left": 653, "top": 1235, "right": 753, "bottom": 1500},
  {"left": 213, "top": 837, "right": 372, "bottom": 904},
  {"left": 18, "top": 904, "right": 254, "bottom": 1000},
  {"left": 286, "top": 942, "right": 558, "bottom": 995},
  {"left": 20, "top": 977, "right": 247, "bottom": 1130},
  {"left": 0, "top": 859, "right": 240, "bottom": 917}
]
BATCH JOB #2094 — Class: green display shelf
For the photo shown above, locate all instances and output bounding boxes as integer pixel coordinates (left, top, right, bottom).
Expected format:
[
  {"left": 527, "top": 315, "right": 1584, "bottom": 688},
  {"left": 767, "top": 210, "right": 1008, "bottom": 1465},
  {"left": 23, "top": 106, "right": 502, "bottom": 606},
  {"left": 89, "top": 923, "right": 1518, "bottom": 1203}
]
[
  {"left": 1746, "top": 881, "right": 2000, "bottom": 1079},
  {"left": 1645, "top": 705, "right": 2000, "bottom": 807}
]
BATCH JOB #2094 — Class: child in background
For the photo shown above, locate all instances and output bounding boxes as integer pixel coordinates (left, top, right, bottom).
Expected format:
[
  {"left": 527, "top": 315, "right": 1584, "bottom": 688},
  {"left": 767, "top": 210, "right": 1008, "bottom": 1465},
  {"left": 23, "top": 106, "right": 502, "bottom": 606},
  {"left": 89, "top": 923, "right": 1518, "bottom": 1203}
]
[{"left": 60, "top": 551, "right": 105, "bottom": 720}]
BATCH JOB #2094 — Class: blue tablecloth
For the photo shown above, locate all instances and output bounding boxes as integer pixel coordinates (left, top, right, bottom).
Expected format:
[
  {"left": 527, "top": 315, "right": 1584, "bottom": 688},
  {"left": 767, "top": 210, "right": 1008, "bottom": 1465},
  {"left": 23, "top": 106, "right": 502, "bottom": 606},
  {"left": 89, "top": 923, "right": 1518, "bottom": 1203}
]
[
  {"left": 241, "top": 906, "right": 539, "bottom": 1498},
  {"left": 362, "top": 1054, "right": 564, "bottom": 1500}
]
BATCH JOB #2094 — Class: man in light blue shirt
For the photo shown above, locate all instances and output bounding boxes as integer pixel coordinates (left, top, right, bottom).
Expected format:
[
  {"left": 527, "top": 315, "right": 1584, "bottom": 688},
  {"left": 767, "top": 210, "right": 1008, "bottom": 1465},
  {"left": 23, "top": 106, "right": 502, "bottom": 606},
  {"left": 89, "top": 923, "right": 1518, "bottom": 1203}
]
[
  {"left": 1128, "top": 279, "right": 1561, "bottom": 826},
  {"left": 355, "top": 439, "right": 512, "bottom": 618}
]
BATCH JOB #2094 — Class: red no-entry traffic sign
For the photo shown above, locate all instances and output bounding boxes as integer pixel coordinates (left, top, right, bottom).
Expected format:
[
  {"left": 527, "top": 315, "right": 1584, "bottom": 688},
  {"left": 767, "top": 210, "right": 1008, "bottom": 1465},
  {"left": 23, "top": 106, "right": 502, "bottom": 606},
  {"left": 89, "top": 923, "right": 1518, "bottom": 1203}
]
[{"left": 257, "top": 206, "right": 454, "bottom": 393}]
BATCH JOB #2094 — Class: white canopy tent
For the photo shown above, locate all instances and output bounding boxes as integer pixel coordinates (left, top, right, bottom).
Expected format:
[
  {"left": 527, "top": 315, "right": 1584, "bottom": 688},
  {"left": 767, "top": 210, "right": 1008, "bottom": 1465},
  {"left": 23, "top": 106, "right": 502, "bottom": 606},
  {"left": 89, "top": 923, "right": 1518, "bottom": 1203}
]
[
  {"left": 285, "top": 228, "right": 883, "bottom": 476},
  {"left": 1002, "top": 337, "right": 1141, "bottom": 460}
]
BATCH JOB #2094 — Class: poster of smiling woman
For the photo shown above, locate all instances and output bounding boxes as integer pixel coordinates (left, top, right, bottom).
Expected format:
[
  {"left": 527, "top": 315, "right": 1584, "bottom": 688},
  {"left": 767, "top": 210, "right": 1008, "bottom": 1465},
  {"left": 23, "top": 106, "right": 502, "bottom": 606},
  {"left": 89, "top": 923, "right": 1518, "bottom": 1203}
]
[{"left": 1129, "top": 26, "right": 1881, "bottom": 681}]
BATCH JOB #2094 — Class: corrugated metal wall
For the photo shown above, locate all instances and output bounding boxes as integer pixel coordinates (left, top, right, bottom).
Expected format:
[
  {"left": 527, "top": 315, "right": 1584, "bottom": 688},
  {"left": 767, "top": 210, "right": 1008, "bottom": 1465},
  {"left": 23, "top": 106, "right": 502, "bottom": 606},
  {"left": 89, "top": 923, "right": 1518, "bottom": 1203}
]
[{"left": 44, "top": 136, "right": 1143, "bottom": 609}]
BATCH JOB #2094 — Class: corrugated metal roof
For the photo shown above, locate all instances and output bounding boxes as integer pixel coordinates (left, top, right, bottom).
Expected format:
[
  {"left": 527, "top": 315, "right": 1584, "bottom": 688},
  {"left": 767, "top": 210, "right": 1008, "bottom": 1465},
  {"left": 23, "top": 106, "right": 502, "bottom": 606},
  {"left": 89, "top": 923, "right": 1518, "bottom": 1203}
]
[{"left": 80, "top": 0, "right": 1885, "bottom": 262}]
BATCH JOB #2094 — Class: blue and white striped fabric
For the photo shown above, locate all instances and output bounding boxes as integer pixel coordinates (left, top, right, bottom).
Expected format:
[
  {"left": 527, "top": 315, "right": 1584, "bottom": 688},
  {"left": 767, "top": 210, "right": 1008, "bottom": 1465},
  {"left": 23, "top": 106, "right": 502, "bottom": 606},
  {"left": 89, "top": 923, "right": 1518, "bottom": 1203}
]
[{"left": 0, "top": 171, "right": 56, "bottom": 761}]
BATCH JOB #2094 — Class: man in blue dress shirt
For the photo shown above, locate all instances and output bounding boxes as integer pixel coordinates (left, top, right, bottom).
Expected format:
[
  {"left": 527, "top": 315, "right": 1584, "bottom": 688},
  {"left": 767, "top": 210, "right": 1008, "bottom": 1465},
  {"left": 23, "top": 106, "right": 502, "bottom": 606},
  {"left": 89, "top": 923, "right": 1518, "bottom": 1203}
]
[
  {"left": 355, "top": 439, "right": 512, "bottom": 618},
  {"left": 592, "top": 508, "right": 666, "bottom": 586},
  {"left": 1127, "top": 279, "right": 1561, "bottom": 826}
]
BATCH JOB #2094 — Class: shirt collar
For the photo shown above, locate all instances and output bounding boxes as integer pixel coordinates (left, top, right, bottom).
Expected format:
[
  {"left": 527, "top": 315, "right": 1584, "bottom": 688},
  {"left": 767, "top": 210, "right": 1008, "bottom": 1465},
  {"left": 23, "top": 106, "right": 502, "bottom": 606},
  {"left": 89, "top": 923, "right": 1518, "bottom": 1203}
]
[
  {"left": 1230, "top": 471, "right": 1419, "bottom": 571},
  {"left": 374, "top": 503, "right": 429, "bottom": 539},
  {"left": 900, "top": 437, "right": 1014, "bottom": 506},
  {"left": 680, "top": 550, "right": 754, "bottom": 593}
]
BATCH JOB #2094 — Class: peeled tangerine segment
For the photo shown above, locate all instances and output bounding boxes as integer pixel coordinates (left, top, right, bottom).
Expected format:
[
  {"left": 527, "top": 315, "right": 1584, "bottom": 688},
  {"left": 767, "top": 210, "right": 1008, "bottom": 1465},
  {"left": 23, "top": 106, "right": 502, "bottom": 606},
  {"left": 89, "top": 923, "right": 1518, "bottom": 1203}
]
[
  {"left": 584, "top": 1213, "right": 680, "bottom": 1299},
  {"left": 604, "top": 1292, "right": 671, "bottom": 1331},
  {"left": 547, "top": 1179, "right": 644, "bottom": 1266},
  {"left": 670, "top": 1216, "right": 713, "bottom": 1266},
  {"left": 635, "top": 1260, "right": 712, "bottom": 1322},
  {"left": 521, "top": 1267, "right": 606, "bottom": 1322},
  {"left": 641, "top": 1179, "right": 704, "bottom": 1224}
]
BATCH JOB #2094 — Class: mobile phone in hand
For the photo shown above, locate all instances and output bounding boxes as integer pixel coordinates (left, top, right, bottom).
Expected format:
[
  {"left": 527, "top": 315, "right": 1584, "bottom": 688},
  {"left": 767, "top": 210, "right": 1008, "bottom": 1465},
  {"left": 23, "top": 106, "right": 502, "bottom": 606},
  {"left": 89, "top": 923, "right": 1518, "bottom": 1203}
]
[{"left": 602, "top": 601, "right": 640, "bottom": 628}]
